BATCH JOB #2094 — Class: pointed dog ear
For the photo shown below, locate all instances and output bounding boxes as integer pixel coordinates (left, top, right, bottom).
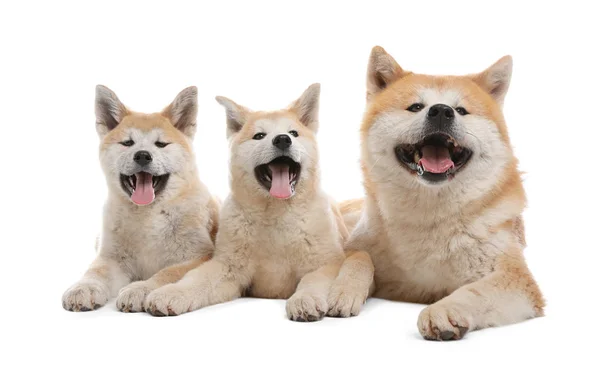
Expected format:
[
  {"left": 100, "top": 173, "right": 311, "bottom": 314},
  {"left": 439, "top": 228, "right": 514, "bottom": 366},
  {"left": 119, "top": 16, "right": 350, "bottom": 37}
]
[
  {"left": 366, "top": 46, "right": 408, "bottom": 101},
  {"left": 215, "top": 96, "right": 251, "bottom": 138},
  {"left": 471, "top": 55, "right": 513, "bottom": 107},
  {"left": 95, "top": 85, "right": 128, "bottom": 136},
  {"left": 162, "top": 86, "right": 198, "bottom": 138},
  {"left": 288, "top": 83, "right": 320, "bottom": 133}
]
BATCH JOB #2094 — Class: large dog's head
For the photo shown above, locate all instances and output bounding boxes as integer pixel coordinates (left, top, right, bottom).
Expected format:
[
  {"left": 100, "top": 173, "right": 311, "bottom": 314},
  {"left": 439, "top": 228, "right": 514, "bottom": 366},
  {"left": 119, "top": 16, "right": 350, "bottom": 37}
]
[
  {"left": 361, "top": 46, "right": 517, "bottom": 196},
  {"left": 216, "top": 84, "right": 321, "bottom": 201},
  {"left": 96, "top": 85, "right": 198, "bottom": 206}
]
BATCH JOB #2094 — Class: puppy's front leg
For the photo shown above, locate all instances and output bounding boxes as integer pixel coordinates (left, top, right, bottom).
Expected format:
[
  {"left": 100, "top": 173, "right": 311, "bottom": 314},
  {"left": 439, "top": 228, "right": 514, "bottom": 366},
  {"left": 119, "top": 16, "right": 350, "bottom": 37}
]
[
  {"left": 287, "top": 263, "right": 341, "bottom": 322},
  {"left": 62, "top": 256, "right": 130, "bottom": 311},
  {"left": 418, "top": 247, "right": 545, "bottom": 341},
  {"left": 327, "top": 219, "right": 378, "bottom": 317},
  {"left": 116, "top": 256, "right": 210, "bottom": 313},
  {"left": 144, "top": 258, "right": 250, "bottom": 316},
  {"left": 327, "top": 250, "right": 375, "bottom": 317}
]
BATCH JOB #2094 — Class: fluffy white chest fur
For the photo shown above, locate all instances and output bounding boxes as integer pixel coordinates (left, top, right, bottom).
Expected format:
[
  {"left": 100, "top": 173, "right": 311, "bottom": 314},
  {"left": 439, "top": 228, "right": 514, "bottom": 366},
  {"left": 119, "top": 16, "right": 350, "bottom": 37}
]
[
  {"left": 101, "top": 193, "right": 213, "bottom": 281},
  {"left": 217, "top": 193, "right": 344, "bottom": 299},
  {"left": 359, "top": 182, "right": 520, "bottom": 303}
]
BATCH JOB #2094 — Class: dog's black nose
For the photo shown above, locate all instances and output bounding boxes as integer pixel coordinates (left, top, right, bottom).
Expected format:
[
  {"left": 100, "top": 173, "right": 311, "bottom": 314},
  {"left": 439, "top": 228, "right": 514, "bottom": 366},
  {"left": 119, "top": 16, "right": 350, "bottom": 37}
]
[
  {"left": 272, "top": 134, "right": 292, "bottom": 150},
  {"left": 134, "top": 151, "right": 153, "bottom": 166},
  {"left": 427, "top": 104, "right": 455, "bottom": 128}
]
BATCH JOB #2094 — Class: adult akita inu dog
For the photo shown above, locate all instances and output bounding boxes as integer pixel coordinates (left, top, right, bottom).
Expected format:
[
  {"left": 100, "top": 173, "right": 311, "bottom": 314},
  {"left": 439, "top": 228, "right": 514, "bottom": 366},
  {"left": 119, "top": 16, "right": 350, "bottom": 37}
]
[
  {"left": 62, "top": 85, "right": 219, "bottom": 312},
  {"left": 144, "top": 84, "right": 373, "bottom": 320},
  {"left": 342, "top": 46, "right": 544, "bottom": 339}
]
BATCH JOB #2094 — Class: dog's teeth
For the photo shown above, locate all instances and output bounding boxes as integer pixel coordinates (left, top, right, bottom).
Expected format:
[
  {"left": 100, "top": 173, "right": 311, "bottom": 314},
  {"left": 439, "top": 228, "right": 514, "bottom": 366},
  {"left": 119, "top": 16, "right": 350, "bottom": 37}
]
[{"left": 416, "top": 164, "right": 424, "bottom": 176}]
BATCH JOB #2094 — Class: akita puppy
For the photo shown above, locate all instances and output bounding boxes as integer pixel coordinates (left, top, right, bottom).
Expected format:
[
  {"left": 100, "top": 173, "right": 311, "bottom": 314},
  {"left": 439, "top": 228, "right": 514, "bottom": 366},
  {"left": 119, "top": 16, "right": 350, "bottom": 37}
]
[
  {"left": 344, "top": 46, "right": 544, "bottom": 339},
  {"left": 144, "top": 84, "right": 373, "bottom": 320},
  {"left": 62, "top": 85, "right": 219, "bottom": 312}
]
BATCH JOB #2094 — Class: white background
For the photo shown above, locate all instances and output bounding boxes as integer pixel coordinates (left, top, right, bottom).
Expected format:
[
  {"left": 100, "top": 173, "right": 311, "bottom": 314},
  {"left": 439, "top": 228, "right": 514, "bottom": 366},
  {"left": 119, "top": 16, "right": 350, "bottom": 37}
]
[{"left": 1, "top": 1, "right": 598, "bottom": 371}]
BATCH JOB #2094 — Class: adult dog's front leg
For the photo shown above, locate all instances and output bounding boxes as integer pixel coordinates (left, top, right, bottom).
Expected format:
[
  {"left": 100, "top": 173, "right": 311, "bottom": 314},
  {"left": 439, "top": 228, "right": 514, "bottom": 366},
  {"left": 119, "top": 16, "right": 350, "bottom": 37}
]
[
  {"left": 418, "top": 248, "right": 544, "bottom": 341},
  {"left": 144, "top": 259, "right": 248, "bottom": 316},
  {"left": 116, "top": 256, "right": 210, "bottom": 313},
  {"left": 62, "top": 256, "right": 130, "bottom": 311},
  {"left": 287, "top": 262, "right": 341, "bottom": 322}
]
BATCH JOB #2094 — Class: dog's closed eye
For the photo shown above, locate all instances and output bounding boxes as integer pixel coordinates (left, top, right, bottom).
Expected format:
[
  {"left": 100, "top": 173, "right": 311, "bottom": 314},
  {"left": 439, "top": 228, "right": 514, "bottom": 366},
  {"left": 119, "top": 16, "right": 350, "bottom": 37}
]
[{"left": 155, "top": 141, "right": 170, "bottom": 148}]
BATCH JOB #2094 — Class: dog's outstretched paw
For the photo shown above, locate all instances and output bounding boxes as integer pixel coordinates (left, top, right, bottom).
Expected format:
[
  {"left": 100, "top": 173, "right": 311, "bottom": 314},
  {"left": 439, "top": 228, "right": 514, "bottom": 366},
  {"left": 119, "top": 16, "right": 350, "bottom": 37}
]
[
  {"left": 62, "top": 280, "right": 109, "bottom": 312},
  {"left": 144, "top": 285, "right": 193, "bottom": 317},
  {"left": 116, "top": 281, "right": 153, "bottom": 313},
  {"left": 417, "top": 302, "right": 472, "bottom": 341},
  {"left": 326, "top": 283, "right": 367, "bottom": 318},
  {"left": 286, "top": 291, "right": 327, "bottom": 322}
]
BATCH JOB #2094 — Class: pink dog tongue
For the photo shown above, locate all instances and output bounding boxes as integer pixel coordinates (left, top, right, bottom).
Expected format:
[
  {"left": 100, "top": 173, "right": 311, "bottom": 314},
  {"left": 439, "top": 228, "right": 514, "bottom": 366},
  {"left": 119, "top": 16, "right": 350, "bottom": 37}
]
[
  {"left": 131, "top": 172, "right": 155, "bottom": 205},
  {"left": 419, "top": 145, "right": 454, "bottom": 174},
  {"left": 269, "top": 164, "right": 292, "bottom": 199}
]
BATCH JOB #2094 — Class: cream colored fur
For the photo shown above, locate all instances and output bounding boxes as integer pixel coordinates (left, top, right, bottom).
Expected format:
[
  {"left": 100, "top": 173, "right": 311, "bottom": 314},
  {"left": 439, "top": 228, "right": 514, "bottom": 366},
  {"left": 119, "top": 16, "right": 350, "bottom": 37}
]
[
  {"left": 62, "top": 86, "right": 219, "bottom": 312},
  {"left": 144, "top": 84, "right": 374, "bottom": 320},
  {"left": 345, "top": 46, "right": 544, "bottom": 340}
]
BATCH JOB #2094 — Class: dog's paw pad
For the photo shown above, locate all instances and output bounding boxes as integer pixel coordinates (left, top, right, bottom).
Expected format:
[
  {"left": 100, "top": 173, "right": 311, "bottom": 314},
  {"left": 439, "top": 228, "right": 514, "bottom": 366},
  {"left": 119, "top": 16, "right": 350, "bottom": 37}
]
[
  {"left": 62, "top": 281, "right": 109, "bottom": 312},
  {"left": 418, "top": 303, "right": 472, "bottom": 341},
  {"left": 326, "top": 283, "right": 367, "bottom": 318},
  {"left": 144, "top": 286, "right": 192, "bottom": 317},
  {"left": 116, "top": 282, "right": 153, "bottom": 313},
  {"left": 286, "top": 291, "right": 327, "bottom": 322}
]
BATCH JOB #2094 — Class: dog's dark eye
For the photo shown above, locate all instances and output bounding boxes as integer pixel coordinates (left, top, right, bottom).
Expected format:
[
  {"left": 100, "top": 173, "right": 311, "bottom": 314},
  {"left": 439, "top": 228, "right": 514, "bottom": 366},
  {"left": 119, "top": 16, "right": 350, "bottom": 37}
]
[
  {"left": 407, "top": 103, "right": 424, "bottom": 112},
  {"left": 253, "top": 133, "right": 266, "bottom": 140},
  {"left": 289, "top": 130, "right": 299, "bottom": 137},
  {"left": 120, "top": 140, "right": 134, "bottom": 147},
  {"left": 155, "top": 141, "right": 169, "bottom": 148},
  {"left": 455, "top": 107, "right": 469, "bottom": 116}
]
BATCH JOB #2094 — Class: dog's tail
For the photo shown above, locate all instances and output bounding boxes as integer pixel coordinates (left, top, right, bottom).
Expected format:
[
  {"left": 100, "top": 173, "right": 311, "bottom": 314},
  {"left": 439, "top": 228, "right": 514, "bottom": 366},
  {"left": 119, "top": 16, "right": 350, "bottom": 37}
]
[{"left": 338, "top": 198, "right": 364, "bottom": 234}]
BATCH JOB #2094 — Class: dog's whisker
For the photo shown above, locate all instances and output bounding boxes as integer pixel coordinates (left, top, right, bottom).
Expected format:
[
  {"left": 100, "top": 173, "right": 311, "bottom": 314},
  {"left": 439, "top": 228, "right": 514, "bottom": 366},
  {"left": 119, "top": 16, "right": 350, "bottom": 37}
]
[{"left": 368, "top": 154, "right": 384, "bottom": 173}]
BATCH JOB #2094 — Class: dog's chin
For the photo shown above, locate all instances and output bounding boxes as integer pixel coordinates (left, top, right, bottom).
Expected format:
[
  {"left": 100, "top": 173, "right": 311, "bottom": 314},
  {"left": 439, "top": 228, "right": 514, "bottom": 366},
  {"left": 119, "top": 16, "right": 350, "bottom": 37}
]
[
  {"left": 394, "top": 132, "right": 472, "bottom": 186},
  {"left": 254, "top": 156, "right": 301, "bottom": 199},
  {"left": 120, "top": 172, "right": 170, "bottom": 205}
]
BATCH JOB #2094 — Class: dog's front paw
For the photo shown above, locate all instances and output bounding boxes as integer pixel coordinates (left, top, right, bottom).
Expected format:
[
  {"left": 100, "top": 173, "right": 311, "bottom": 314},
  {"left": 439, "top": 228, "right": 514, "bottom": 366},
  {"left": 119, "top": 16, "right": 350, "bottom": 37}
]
[
  {"left": 116, "top": 281, "right": 153, "bottom": 313},
  {"left": 62, "top": 280, "right": 110, "bottom": 312},
  {"left": 326, "top": 282, "right": 367, "bottom": 318},
  {"left": 286, "top": 291, "right": 328, "bottom": 322},
  {"left": 144, "top": 285, "right": 193, "bottom": 317},
  {"left": 418, "top": 302, "right": 472, "bottom": 341}
]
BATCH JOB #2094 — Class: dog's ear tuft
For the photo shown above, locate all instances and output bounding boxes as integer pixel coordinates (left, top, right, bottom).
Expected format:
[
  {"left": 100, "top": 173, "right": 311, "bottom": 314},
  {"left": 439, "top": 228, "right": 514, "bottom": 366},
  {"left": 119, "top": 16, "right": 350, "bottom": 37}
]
[
  {"left": 162, "top": 86, "right": 198, "bottom": 138},
  {"left": 289, "top": 83, "right": 320, "bottom": 133},
  {"left": 95, "top": 85, "right": 128, "bottom": 136},
  {"left": 471, "top": 55, "right": 513, "bottom": 107},
  {"left": 215, "top": 96, "right": 250, "bottom": 138},
  {"left": 366, "top": 46, "right": 407, "bottom": 101}
]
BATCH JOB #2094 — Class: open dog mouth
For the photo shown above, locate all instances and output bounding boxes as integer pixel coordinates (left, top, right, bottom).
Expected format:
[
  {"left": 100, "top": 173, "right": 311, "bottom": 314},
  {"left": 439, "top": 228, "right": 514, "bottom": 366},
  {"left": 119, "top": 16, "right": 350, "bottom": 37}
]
[
  {"left": 254, "top": 156, "right": 301, "bottom": 199},
  {"left": 120, "top": 172, "right": 170, "bottom": 205},
  {"left": 395, "top": 132, "right": 472, "bottom": 183}
]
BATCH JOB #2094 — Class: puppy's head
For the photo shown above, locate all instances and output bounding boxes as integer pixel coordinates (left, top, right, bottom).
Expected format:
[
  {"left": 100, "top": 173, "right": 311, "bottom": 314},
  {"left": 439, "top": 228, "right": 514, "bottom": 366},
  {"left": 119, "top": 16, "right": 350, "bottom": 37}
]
[
  {"left": 362, "top": 46, "right": 515, "bottom": 191},
  {"left": 216, "top": 84, "right": 320, "bottom": 200},
  {"left": 96, "top": 85, "right": 198, "bottom": 206}
]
